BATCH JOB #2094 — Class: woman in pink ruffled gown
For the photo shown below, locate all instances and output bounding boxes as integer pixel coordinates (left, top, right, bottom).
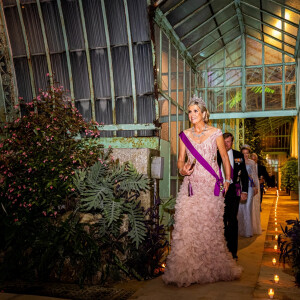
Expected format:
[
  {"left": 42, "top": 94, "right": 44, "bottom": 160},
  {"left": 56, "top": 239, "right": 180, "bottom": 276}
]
[{"left": 162, "top": 96, "right": 242, "bottom": 287}]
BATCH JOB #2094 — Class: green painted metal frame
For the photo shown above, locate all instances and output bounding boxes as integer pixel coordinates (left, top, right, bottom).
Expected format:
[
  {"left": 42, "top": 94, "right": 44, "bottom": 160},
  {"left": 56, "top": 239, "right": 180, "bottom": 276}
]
[
  {"left": 97, "top": 123, "right": 156, "bottom": 131},
  {"left": 245, "top": 23, "right": 295, "bottom": 49},
  {"left": 154, "top": 9, "right": 197, "bottom": 70},
  {"left": 78, "top": 0, "right": 95, "bottom": 121},
  {"left": 16, "top": 0, "right": 36, "bottom": 99},
  {"left": 163, "top": 0, "right": 186, "bottom": 17},
  {"left": 99, "top": 136, "right": 160, "bottom": 150},
  {"left": 57, "top": 0, "right": 75, "bottom": 103},
  {"left": 210, "top": 110, "right": 297, "bottom": 119},
  {"left": 100, "top": 0, "right": 116, "bottom": 136},
  {"left": 124, "top": 0, "right": 138, "bottom": 136},
  {"left": 36, "top": 0, "right": 53, "bottom": 88},
  {"left": 242, "top": 1, "right": 299, "bottom": 28},
  {"left": 243, "top": 13, "right": 297, "bottom": 40},
  {"left": 268, "top": 0, "right": 300, "bottom": 15},
  {"left": 246, "top": 35, "right": 294, "bottom": 58},
  {"left": 234, "top": 0, "right": 245, "bottom": 34}
]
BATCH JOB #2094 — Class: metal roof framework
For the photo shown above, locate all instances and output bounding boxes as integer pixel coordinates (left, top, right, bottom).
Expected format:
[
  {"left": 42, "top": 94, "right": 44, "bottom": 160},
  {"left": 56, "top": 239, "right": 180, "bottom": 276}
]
[{"left": 157, "top": 0, "right": 300, "bottom": 66}]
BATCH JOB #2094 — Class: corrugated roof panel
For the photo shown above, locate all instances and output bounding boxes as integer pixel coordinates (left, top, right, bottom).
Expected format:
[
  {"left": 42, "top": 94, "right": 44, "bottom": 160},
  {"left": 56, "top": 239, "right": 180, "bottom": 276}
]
[
  {"left": 167, "top": 0, "right": 207, "bottom": 26},
  {"left": 214, "top": 7, "right": 236, "bottom": 24},
  {"left": 244, "top": 17, "right": 261, "bottom": 32},
  {"left": 159, "top": 0, "right": 185, "bottom": 14},
  {"left": 241, "top": 3, "right": 261, "bottom": 20},
  {"left": 222, "top": 28, "right": 240, "bottom": 44},
  {"left": 245, "top": 27, "right": 262, "bottom": 40},
  {"left": 175, "top": 6, "right": 212, "bottom": 37},
  {"left": 264, "top": 35, "right": 284, "bottom": 50},
  {"left": 184, "top": 19, "right": 217, "bottom": 49},
  {"left": 261, "top": 0, "right": 282, "bottom": 18}
]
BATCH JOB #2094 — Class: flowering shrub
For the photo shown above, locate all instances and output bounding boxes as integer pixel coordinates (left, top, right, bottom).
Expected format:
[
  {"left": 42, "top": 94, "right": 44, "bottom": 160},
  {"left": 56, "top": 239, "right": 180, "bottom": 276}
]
[{"left": 0, "top": 85, "right": 103, "bottom": 223}]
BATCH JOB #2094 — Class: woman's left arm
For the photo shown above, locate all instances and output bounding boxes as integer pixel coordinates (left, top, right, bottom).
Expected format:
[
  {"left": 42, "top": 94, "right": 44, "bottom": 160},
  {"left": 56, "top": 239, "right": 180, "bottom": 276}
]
[{"left": 216, "top": 135, "right": 231, "bottom": 194}]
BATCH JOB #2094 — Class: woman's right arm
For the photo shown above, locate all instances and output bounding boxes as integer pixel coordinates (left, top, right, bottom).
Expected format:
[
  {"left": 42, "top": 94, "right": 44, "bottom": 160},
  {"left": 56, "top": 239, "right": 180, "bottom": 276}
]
[{"left": 178, "top": 138, "right": 193, "bottom": 176}]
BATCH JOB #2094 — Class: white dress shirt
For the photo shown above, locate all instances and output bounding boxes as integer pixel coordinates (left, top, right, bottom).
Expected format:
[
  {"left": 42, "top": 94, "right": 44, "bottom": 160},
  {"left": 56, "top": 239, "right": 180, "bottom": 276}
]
[{"left": 221, "top": 149, "right": 233, "bottom": 181}]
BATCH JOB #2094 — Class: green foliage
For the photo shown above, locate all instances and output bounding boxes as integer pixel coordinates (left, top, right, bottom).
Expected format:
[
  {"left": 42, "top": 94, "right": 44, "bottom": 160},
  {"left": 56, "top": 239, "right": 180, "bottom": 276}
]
[
  {"left": 244, "top": 118, "right": 265, "bottom": 163},
  {"left": 281, "top": 157, "right": 298, "bottom": 193},
  {"left": 0, "top": 85, "right": 103, "bottom": 221},
  {"left": 278, "top": 219, "right": 300, "bottom": 284},
  {"left": 0, "top": 84, "right": 105, "bottom": 284},
  {"left": 75, "top": 159, "right": 149, "bottom": 249}
]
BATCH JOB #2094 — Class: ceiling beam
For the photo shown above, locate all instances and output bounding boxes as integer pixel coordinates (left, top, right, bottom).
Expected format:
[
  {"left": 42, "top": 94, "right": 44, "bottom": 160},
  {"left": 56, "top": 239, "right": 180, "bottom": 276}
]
[
  {"left": 193, "top": 25, "right": 239, "bottom": 58},
  {"left": 163, "top": 0, "right": 187, "bottom": 17},
  {"left": 234, "top": 0, "right": 245, "bottom": 34},
  {"left": 154, "top": 9, "right": 197, "bottom": 70},
  {"left": 242, "top": 1, "right": 299, "bottom": 28},
  {"left": 268, "top": 0, "right": 300, "bottom": 15},
  {"left": 245, "top": 23, "right": 295, "bottom": 49},
  {"left": 243, "top": 13, "right": 297, "bottom": 39},
  {"left": 294, "top": 21, "right": 300, "bottom": 57},
  {"left": 173, "top": 0, "right": 216, "bottom": 29},
  {"left": 187, "top": 15, "right": 237, "bottom": 50},
  {"left": 181, "top": 2, "right": 234, "bottom": 40}
]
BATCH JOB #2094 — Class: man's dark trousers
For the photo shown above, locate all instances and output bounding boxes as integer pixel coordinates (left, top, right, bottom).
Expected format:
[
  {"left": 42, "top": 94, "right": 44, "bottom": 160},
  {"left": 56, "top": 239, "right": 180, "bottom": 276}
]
[{"left": 224, "top": 184, "right": 240, "bottom": 258}]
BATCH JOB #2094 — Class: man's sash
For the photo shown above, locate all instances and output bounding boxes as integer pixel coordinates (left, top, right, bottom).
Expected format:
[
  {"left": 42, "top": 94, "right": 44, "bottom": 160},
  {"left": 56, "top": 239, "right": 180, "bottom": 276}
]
[{"left": 179, "top": 131, "right": 223, "bottom": 196}]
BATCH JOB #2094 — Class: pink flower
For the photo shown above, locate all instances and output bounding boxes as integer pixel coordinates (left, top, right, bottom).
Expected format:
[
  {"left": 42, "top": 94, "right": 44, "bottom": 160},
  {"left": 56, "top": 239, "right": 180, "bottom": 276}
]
[
  {"left": 36, "top": 128, "right": 40, "bottom": 130},
  {"left": 71, "top": 188, "right": 75, "bottom": 192},
  {"left": 51, "top": 167, "right": 55, "bottom": 171},
  {"left": 28, "top": 168, "right": 32, "bottom": 173},
  {"left": 14, "top": 219, "right": 18, "bottom": 222},
  {"left": 89, "top": 151, "right": 94, "bottom": 155},
  {"left": 37, "top": 95, "right": 41, "bottom": 101},
  {"left": 42, "top": 211, "right": 47, "bottom": 216},
  {"left": 50, "top": 186, "right": 53, "bottom": 189},
  {"left": 46, "top": 125, "right": 50, "bottom": 129},
  {"left": 46, "top": 73, "right": 49, "bottom": 77}
]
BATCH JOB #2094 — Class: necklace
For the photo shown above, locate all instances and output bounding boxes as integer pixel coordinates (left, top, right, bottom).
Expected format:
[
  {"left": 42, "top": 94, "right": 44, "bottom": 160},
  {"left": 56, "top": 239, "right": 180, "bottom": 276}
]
[{"left": 191, "top": 124, "right": 207, "bottom": 138}]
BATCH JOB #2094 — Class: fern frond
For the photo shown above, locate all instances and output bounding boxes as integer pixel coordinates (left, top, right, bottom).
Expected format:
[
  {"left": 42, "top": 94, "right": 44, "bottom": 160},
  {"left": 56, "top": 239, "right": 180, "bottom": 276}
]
[
  {"left": 119, "top": 173, "right": 149, "bottom": 194},
  {"left": 124, "top": 202, "right": 146, "bottom": 249},
  {"left": 103, "top": 199, "right": 122, "bottom": 227},
  {"left": 80, "top": 185, "right": 114, "bottom": 211},
  {"left": 86, "top": 161, "right": 108, "bottom": 184}
]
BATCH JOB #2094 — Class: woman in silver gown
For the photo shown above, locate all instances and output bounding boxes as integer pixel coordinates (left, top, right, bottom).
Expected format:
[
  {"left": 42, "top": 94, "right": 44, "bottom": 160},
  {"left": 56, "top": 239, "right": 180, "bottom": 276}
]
[{"left": 237, "top": 145, "right": 258, "bottom": 237}]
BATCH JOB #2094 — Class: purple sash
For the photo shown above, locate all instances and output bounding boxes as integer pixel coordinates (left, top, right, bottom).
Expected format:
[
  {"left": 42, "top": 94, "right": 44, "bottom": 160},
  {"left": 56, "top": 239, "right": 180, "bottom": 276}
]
[{"left": 179, "top": 131, "right": 223, "bottom": 196}]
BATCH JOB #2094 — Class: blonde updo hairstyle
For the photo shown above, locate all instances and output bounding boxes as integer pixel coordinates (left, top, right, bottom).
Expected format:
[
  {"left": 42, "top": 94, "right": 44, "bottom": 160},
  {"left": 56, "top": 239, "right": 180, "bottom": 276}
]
[{"left": 188, "top": 95, "right": 210, "bottom": 124}]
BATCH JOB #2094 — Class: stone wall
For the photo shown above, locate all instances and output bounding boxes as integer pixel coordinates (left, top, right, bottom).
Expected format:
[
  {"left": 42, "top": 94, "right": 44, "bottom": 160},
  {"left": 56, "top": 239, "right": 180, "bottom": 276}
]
[{"left": 112, "top": 148, "right": 159, "bottom": 209}]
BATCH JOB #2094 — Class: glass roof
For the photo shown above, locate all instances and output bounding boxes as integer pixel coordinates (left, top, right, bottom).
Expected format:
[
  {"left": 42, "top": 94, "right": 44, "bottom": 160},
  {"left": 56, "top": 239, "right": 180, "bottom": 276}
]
[{"left": 158, "top": 0, "right": 300, "bottom": 65}]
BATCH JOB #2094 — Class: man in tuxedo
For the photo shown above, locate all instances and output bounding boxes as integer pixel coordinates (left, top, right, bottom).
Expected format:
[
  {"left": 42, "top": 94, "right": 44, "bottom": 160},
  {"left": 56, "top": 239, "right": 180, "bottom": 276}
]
[{"left": 217, "top": 133, "right": 248, "bottom": 259}]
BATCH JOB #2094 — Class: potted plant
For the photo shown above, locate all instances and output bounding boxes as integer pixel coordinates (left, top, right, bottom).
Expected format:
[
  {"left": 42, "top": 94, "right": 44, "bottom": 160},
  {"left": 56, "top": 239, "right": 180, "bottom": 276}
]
[
  {"left": 281, "top": 157, "right": 298, "bottom": 199},
  {"left": 278, "top": 219, "right": 300, "bottom": 285}
]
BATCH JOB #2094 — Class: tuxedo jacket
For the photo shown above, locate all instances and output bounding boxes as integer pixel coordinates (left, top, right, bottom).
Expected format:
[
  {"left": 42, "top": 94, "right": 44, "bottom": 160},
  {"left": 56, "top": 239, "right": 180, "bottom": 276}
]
[{"left": 217, "top": 149, "right": 248, "bottom": 195}]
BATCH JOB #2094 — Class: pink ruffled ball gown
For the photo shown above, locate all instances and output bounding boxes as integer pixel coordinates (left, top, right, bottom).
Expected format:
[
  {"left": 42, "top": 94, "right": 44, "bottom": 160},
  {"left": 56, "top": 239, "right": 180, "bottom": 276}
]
[{"left": 162, "top": 129, "right": 242, "bottom": 287}]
